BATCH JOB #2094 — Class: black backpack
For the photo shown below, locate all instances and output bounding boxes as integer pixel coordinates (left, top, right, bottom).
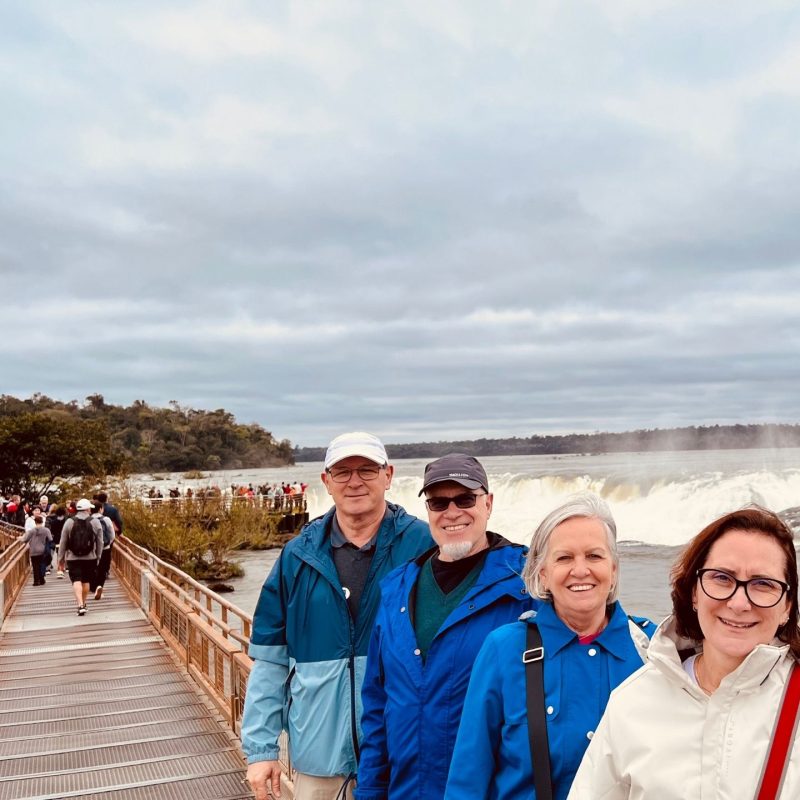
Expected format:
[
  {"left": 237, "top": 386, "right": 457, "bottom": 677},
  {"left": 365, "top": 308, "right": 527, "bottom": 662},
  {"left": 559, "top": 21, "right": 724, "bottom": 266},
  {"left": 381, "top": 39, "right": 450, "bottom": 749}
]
[{"left": 69, "top": 517, "right": 96, "bottom": 557}]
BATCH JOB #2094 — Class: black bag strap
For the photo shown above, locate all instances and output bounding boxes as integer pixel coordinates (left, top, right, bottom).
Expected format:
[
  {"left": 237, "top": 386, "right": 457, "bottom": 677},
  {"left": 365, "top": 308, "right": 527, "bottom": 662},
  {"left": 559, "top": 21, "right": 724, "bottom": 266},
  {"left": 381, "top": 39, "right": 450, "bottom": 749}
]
[{"left": 524, "top": 622, "right": 553, "bottom": 800}]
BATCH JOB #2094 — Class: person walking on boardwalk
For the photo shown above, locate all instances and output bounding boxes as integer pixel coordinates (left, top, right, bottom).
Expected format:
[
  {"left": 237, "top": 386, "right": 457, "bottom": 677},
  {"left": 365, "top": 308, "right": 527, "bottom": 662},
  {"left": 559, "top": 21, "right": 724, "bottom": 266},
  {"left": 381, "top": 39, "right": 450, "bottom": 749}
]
[
  {"left": 21, "top": 513, "right": 52, "bottom": 586},
  {"left": 356, "top": 453, "right": 535, "bottom": 800},
  {"left": 94, "top": 491, "right": 123, "bottom": 537},
  {"left": 89, "top": 500, "right": 115, "bottom": 600},
  {"left": 242, "top": 432, "right": 432, "bottom": 800},
  {"left": 57, "top": 497, "right": 103, "bottom": 616},
  {"left": 47, "top": 505, "right": 67, "bottom": 578}
]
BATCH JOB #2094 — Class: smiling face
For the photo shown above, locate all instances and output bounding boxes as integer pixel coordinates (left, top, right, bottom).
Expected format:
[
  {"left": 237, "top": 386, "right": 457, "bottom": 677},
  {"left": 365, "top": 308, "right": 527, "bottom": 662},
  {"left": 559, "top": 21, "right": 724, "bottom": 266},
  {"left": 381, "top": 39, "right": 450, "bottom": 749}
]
[
  {"left": 426, "top": 481, "right": 492, "bottom": 562},
  {"left": 539, "top": 516, "right": 617, "bottom": 629},
  {"left": 694, "top": 529, "right": 790, "bottom": 668},
  {"left": 320, "top": 456, "right": 393, "bottom": 519}
]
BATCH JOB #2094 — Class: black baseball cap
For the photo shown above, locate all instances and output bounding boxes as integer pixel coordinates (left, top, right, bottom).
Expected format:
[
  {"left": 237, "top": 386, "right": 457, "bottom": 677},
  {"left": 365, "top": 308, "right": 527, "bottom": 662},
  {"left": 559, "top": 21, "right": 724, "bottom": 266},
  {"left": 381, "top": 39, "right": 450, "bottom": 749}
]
[{"left": 418, "top": 453, "right": 489, "bottom": 495}]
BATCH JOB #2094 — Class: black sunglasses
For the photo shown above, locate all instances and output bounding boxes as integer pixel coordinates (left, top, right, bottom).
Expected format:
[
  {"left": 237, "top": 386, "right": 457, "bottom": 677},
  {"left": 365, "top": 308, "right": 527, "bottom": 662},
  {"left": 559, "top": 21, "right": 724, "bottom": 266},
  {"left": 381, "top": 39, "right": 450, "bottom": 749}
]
[{"left": 425, "top": 492, "right": 486, "bottom": 513}]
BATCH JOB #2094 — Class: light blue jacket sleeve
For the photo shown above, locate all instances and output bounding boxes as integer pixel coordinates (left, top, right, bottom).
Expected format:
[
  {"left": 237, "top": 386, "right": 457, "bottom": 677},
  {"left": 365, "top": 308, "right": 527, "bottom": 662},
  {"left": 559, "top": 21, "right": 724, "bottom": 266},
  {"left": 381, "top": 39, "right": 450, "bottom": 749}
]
[
  {"left": 355, "top": 607, "right": 390, "bottom": 800},
  {"left": 241, "top": 649, "right": 289, "bottom": 764},
  {"left": 444, "top": 633, "right": 504, "bottom": 799},
  {"left": 241, "top": 556, "right": 290, "bottom": 764}
]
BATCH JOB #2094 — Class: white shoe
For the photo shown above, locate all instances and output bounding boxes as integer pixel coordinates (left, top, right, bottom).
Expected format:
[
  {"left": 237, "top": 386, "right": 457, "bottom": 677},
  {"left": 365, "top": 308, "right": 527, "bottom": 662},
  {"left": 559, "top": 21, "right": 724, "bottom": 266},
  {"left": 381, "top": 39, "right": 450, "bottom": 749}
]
[
  {"left": 77, "top": 606, "right": 86, "bottom": 616},
  {"left": 94, "top": 586, "right": 103, "bottom": 600},
  {"left": 57, "top": 571, "right": 64, "bottom": 579}
]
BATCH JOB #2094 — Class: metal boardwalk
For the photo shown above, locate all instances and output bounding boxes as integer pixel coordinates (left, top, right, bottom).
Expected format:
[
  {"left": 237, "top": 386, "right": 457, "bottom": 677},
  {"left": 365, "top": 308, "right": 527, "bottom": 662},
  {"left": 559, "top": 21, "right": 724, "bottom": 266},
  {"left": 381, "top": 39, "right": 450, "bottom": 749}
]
[{"left": 0, "top": 574, "right": 253, "bottom": 800}]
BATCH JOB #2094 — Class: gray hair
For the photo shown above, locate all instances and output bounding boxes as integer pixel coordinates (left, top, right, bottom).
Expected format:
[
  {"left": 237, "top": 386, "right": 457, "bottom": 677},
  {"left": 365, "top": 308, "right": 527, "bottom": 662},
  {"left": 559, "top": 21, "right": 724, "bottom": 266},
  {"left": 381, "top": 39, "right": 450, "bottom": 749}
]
[{"left": 522, "top": 491, "right": 620, "bottom": 602}]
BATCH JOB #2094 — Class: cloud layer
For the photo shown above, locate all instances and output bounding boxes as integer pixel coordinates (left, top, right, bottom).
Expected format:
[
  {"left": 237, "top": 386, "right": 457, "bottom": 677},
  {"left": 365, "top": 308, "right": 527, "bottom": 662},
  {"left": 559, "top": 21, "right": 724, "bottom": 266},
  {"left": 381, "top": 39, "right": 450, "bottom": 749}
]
[{"left": 3, "top": 1, "right": 800, "bottom": 444}]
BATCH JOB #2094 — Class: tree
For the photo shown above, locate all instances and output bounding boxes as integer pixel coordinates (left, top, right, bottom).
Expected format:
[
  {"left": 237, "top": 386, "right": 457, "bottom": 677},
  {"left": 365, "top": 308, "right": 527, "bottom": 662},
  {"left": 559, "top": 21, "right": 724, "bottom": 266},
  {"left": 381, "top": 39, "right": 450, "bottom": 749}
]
[{"left": 0, "top": 413, "right": 122, "bottom": 498}]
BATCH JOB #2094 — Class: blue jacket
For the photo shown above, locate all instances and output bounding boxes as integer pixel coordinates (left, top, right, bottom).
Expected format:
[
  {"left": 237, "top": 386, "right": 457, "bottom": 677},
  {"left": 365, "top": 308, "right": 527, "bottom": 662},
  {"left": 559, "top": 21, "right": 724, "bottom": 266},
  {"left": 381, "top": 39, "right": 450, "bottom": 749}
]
[
  {"left": 241, "top": 503, "right": 432, "bottom": 777},
  {"left": 444, "top": 601, "right": 654, "bottom": 800},
  {"left": 356, "top": 535, "right": 534, "bottom": 800}
]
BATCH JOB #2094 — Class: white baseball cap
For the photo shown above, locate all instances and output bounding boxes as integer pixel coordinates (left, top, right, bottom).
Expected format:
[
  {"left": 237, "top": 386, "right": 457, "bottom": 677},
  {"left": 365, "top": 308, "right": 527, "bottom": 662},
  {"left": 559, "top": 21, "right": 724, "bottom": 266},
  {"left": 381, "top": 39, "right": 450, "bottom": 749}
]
[
  {"left": 324, "top": 432, "right": 388, "bottom": 470},
  {"left": 75, "top": 498, "right": 93, "bottom": 511}
]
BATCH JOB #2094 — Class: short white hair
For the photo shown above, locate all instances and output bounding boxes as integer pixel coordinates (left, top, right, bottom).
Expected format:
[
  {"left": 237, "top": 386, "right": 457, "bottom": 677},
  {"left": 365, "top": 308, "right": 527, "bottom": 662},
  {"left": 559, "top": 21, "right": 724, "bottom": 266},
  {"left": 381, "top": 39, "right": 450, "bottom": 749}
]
[{"left": 522, "top": 492, "right": 620, "bottom": 602}]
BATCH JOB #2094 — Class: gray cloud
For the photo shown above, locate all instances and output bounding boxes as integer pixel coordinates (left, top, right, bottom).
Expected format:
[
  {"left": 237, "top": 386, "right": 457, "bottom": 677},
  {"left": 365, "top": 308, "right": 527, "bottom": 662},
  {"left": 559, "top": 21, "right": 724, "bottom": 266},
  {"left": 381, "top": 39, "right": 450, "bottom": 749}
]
[{"left": 2, "top": 1, "right": 800, "bottom": 445}]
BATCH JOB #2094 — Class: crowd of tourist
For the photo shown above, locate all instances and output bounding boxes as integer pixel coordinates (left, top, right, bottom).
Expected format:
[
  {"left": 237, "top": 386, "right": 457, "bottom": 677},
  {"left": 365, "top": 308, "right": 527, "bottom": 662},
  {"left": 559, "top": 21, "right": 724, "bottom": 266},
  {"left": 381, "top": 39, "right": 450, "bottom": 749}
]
[
  {"left": 139, "top": 481, "right": 308, "bottom": 512},
  {"left": 2, "top": 491, "right": 122, "bottom": 616}
]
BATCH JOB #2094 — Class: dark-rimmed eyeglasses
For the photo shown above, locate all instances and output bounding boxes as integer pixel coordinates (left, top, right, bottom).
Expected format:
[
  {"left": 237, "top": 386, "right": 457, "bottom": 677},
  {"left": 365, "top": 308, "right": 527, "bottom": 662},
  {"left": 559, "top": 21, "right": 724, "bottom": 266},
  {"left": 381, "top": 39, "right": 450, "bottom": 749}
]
[
  {"left": 696, "top": 568, "right": 790, "bottom": 609},
  {"left": 425, "top": 493, "right": 486, "bottom": 513},
  {"left": 327, "top": 465, "right": 385, "bottom": 483}
]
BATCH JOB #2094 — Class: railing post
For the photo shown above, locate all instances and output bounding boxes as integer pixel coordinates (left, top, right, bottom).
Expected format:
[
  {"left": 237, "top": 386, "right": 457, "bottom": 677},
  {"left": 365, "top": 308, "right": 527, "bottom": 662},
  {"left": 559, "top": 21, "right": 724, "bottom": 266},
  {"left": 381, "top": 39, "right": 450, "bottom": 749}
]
[
  {"left": 0, "top": 580, "right": 5, "bottom": 626},
  {"left": 140, "top": 570, "right": 152, "bottom": 613}
]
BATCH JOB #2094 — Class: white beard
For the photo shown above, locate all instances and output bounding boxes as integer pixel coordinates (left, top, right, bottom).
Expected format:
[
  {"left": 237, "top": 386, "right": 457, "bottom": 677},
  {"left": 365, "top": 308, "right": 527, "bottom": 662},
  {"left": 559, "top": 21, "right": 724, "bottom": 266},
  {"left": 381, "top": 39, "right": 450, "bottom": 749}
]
[{"left": 440, "top": 541, "right": 474, "bottom": 561}]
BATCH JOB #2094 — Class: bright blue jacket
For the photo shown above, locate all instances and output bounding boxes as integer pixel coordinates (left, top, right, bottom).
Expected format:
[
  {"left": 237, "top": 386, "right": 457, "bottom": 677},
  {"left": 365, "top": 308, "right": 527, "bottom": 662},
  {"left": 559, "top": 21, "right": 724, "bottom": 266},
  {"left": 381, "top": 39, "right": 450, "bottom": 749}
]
[
  {"left": 356, "top": 535, "right": 534, "bottom": 800},
  {"left": 241, "top": 503, "right": 432, "bottom": 777},
  {"left": 444, "top": 602, "right": 654, "bottom": 800}
]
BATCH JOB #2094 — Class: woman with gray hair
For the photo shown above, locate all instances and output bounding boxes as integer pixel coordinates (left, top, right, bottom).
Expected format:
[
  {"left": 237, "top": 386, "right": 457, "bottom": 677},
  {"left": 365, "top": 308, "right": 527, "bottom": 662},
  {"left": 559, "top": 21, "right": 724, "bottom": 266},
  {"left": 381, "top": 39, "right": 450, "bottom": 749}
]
[{"left": 445, "top": 492, "right": 654, "bottom": 800}]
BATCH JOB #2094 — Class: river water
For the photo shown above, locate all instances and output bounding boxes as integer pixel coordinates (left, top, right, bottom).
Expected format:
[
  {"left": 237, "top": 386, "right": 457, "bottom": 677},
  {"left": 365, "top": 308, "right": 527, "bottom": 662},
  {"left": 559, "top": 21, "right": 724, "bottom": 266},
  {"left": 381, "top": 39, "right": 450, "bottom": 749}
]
[{"left": 137, "top": 447, "right": 800, "bottom": 624}]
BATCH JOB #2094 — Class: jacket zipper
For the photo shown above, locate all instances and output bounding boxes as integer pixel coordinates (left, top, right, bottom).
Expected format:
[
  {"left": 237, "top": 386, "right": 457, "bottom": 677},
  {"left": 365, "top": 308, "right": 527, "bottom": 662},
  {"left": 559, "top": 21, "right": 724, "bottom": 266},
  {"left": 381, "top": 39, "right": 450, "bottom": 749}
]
[{"left": 348, "top": 646, "right": 360, "bottom": 763}]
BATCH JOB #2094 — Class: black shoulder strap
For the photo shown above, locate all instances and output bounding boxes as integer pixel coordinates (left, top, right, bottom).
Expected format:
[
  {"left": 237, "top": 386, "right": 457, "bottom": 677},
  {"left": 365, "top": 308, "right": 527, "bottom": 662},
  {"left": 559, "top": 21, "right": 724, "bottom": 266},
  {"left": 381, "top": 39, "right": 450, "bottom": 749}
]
[{"left": 524, "top": 622, "right": 553, "bottom": 800}]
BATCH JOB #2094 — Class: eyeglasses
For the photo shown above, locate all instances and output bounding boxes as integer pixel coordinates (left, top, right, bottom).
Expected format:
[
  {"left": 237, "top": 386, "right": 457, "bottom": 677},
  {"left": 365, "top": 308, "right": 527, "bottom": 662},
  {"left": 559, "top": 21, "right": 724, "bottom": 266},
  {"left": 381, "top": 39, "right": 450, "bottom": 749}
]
[
  {"left": 327, "top": 465, "right": 384, "bottom": 483},
  {"left": 425, "top": 492, "right": 486, "bottom": 513},
  {"left": 696, "top": 568, "right": 790, "bottom": 609}
]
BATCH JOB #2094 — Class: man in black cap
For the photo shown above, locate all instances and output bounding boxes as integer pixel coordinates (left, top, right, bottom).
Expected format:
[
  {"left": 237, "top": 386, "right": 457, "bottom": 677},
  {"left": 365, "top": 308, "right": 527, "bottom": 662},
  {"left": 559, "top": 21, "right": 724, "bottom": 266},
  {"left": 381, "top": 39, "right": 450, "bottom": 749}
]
[{"left": 356, "top": 453, "right": 534, "bottom": 800}]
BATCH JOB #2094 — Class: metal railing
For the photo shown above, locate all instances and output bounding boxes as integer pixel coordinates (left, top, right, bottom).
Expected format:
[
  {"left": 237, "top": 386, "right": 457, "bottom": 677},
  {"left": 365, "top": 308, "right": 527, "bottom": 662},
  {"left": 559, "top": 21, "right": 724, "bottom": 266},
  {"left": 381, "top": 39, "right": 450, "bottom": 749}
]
[
  {"left": 125, "top": 494, "right": 308, "bottom": 514},
  {"left": 0, "top": 521, "right": 28, "bottom": 624},
  {"left": 110, "top": 536, "right": 293, "bottom": 778}
]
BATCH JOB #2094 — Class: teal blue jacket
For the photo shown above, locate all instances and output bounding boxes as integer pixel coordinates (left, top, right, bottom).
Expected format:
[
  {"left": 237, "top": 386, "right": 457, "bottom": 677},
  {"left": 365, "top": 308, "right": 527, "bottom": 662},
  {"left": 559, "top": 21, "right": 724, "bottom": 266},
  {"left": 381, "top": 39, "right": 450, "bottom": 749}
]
[{"left": 241, "top": 503, "right": 431, "bottom": 776}]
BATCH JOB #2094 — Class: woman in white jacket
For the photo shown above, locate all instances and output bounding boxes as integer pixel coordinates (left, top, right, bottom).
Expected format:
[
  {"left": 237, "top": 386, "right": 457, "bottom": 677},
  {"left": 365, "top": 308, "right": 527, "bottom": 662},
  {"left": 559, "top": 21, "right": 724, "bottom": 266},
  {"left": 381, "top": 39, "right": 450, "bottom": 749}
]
[{"left": 568, "top": 506, "right": 800, "bottom": 800}]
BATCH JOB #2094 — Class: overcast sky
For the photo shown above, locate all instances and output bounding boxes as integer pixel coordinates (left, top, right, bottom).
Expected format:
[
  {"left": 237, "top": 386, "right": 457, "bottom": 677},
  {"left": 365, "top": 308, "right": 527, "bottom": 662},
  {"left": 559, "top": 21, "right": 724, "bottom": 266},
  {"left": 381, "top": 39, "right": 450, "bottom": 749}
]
[{"left": 3, "top": 1, "right": 800, "bottom": 447}]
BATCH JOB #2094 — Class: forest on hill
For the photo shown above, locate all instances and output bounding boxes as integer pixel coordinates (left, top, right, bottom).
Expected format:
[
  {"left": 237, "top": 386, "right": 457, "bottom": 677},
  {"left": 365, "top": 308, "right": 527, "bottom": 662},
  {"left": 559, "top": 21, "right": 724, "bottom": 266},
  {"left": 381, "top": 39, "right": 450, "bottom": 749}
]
[
  {"left": 0, "top": 393, "right": 294, "bottom": 474},
  {"left": 294, "top": 423, "right": 800, "bottom": 462}
]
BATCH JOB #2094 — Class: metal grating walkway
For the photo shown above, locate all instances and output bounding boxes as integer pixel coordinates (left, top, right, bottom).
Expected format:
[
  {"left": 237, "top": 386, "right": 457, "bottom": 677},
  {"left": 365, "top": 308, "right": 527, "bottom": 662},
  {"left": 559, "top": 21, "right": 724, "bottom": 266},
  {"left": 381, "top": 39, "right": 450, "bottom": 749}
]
[{"left": 0, "top": 571, "right": 253, "bottom": 799}]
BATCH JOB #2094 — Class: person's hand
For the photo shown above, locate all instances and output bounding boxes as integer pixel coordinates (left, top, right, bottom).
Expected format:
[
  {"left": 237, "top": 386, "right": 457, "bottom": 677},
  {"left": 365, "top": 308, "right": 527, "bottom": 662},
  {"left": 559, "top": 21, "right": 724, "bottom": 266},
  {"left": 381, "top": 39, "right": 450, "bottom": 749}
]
[{"left": 246, "top": 760, "right": 282, "bottom": 799}]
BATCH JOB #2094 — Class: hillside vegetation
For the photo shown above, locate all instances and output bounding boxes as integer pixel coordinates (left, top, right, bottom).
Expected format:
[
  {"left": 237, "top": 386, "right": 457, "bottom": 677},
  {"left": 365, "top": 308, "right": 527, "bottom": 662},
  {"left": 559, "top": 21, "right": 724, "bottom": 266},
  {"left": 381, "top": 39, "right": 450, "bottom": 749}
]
[{"left": 0, "top": 393, "right": 293, "bottom": 475}]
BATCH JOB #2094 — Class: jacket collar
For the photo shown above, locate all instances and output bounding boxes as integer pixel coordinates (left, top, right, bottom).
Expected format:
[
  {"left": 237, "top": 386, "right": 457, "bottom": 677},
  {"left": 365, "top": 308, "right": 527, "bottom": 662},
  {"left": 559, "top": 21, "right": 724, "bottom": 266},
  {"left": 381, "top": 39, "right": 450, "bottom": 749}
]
[
  {"left": 648, "top": 615, "right": 790, "bottom": 695},
  {"left": 530, "top": 600, "right": 636, "bottom": 659}
]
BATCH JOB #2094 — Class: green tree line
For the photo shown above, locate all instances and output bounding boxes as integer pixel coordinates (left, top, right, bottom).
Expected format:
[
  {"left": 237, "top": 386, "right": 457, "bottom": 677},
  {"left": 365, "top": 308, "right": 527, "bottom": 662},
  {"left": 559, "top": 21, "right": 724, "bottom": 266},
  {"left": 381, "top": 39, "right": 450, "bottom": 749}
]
[
  {"left": 294, "top": 423, "right": 800, "bottom": 462},
  {"left": 0, "top": 394, "right": 294, "bottom": 496}
]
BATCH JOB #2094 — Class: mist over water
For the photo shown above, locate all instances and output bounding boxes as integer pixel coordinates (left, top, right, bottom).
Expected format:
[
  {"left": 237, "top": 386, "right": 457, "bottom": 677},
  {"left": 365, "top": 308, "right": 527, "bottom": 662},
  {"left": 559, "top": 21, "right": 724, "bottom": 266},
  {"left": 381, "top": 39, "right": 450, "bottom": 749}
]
[{"left": 298, "top": 449, "right": 800, "bottom": 547}]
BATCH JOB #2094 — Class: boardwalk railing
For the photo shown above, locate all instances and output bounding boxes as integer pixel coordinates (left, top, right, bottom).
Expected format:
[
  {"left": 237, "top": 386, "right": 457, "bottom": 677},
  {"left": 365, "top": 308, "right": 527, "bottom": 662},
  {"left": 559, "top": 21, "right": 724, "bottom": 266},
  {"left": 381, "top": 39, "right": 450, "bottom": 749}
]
[
  {"left": 1, "top": 523, "right": 292, "bottom": 782},
  {"left": 0, "top": 520, "right": 27, "bottom": 624},
  {"left": 110, "top": 535, "right": 293, "bottom": 777}
]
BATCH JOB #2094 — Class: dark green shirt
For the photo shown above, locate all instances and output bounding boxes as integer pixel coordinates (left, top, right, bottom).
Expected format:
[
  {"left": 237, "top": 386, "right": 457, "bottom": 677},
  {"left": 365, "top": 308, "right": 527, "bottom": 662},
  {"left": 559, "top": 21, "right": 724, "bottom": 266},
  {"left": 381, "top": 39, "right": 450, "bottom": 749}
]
[{"left": 413, "top": 550, "right": 488, "bottom": 662}]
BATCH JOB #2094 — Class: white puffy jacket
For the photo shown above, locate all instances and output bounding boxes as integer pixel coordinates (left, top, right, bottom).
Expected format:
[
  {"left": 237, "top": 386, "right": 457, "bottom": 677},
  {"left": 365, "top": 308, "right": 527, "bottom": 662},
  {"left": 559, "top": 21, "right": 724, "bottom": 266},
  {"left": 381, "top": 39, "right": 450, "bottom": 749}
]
[{"left": 567, "top": 615, "right": 800, "bottom": 800}]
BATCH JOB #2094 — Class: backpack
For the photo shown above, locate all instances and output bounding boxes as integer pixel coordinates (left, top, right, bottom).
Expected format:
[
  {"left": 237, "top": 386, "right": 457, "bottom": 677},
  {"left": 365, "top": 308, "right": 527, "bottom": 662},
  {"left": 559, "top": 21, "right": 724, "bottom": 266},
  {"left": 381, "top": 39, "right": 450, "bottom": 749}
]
[
  {"left": 98, "top": 516, "right": 113, "bottom": 547},
  {"left": 69, "top": 517, "right": 96, "bottom": 557}
]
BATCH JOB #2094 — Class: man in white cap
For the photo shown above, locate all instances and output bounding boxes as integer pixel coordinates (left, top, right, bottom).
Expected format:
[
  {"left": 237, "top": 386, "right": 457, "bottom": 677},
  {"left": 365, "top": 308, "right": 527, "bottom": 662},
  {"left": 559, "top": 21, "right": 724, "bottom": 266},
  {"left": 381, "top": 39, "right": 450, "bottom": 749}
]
[
  {"left": 243, "top": 432, "right": 432, "bottom": 800},
  {"left": 57, "top": 498, "right": 104, "bottom": 616}
]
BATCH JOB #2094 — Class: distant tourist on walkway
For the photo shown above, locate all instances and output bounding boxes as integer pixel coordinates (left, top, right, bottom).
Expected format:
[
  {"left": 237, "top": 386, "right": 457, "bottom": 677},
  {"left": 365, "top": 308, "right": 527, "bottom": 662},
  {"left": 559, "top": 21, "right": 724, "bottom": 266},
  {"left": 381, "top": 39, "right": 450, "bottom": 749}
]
[
  {"left": 95, "top": 491, "right": 123, "bottom": 536},
  {"left": 47, "top": 504, "right": 67, "bottom": 578},
  {"left": 58, "top": 498, "right": 104, "bottom": 616},
  {"left": 89, "top": 501, "right": 116, "bottom": 600},
  {"left": 21, "top": 513, "right": 52, "bottom": 586},
  {"left": 242, "top": 432, "right": 432, "bottom": 800}
]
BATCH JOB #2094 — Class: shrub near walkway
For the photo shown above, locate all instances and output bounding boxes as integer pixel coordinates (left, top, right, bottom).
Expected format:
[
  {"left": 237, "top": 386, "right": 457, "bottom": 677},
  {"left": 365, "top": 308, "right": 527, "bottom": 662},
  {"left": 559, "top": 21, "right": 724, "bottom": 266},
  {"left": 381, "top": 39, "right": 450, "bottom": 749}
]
[{"left": 120, "top": 497, "right": 292, "bottom": 580}]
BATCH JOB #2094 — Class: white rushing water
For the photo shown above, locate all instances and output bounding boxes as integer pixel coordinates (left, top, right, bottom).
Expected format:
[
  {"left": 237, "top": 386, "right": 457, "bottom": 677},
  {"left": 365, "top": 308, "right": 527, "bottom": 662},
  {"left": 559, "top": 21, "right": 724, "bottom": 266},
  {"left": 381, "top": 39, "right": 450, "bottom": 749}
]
[{"left": 136, "top": 447, "right": 800, "bottom": 547}]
